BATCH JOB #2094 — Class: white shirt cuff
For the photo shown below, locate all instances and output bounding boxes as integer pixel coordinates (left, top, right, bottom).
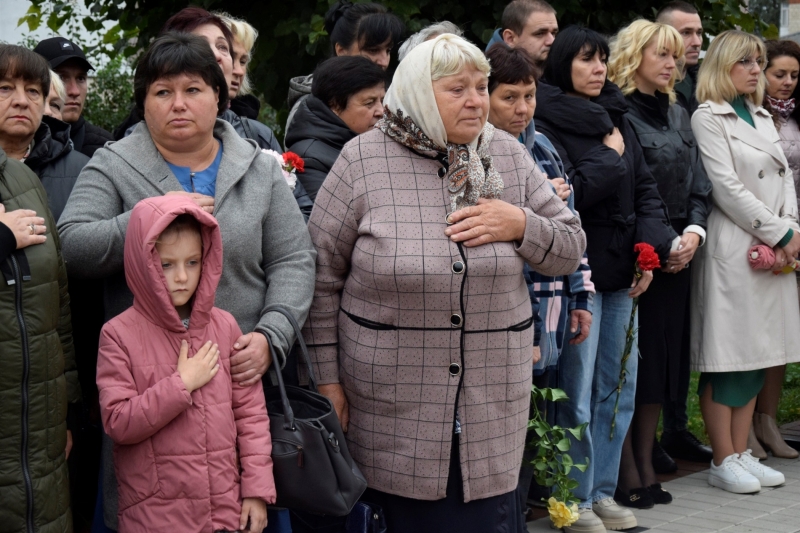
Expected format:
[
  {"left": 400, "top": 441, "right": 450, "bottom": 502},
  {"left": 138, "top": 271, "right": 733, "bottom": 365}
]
[{"left": 683, "top": 225, "right": 707, "bottom": 246}]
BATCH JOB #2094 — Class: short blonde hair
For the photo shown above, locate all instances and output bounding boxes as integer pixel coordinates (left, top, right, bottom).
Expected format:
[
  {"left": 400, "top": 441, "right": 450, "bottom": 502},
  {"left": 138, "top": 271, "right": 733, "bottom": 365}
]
[
  {"left": 608, "top": 19, "right": 685, "bottom": 104},
  {"left": 214, "top": 11, "right": 259, "bottom": 94},
  {"left": 696, "top": 30, "right": 766, "bottom": 105},
  {"left": 429, "top": 34, "right": 491, "bottom": 81},
  {"left": 49, "top": 69, "right": 66, "bottom": 101}
]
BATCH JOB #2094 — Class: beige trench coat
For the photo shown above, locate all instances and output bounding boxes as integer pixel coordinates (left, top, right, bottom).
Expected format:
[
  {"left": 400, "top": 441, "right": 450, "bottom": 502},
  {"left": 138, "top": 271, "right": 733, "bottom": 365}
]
[
  {"left": 303, "top": 128, "right": 586, "bottom": 502},
  {"left": 690, "top": 99, "right": 800, "bottom": 371}
]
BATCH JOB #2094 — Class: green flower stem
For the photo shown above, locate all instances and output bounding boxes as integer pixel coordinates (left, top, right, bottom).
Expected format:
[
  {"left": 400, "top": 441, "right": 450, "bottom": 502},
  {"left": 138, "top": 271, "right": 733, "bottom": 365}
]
[{"left": 609, "top": 296, "right": 639, "bottom": 440}]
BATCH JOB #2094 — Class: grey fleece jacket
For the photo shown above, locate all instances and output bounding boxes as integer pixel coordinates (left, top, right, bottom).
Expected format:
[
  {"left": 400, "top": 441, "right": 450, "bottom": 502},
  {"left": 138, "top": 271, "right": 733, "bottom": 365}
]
[{"left": 57, "top": 118, "right": 316, "bottom": 365}]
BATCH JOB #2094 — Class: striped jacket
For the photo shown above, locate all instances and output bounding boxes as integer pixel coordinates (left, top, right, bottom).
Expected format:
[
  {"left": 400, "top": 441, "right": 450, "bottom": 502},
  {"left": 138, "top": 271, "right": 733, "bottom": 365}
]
[{"left": 522, "top": 122, "right": 595, "bottom": 373}]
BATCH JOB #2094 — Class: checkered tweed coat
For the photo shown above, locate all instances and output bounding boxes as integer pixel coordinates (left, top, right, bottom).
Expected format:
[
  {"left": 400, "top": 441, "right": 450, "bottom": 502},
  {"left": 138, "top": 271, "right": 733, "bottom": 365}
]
[{"left": 303, "top": 128, "right": 586, "bottom": 502}]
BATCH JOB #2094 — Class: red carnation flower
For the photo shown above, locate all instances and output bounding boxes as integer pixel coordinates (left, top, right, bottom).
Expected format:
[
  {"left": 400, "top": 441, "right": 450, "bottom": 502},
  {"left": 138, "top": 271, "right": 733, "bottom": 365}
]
[
  {"left": 634, "top": 242, "right": 661, "bottom": 271},
  {"left": 283, "top": 152, "right": 305, "bottom": 173}
]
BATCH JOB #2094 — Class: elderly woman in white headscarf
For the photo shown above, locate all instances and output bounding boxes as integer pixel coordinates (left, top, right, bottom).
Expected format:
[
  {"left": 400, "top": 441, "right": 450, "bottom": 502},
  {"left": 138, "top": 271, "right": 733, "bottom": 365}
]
[{"left": 302, "top": 34, "right": 586, "bottom": 532}]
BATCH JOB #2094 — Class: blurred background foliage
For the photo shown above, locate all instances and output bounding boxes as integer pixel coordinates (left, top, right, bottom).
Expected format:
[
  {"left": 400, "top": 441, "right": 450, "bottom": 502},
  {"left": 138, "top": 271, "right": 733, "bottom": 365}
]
[{"left": 19, "top": 0, "right": 779, "bottom": 141}]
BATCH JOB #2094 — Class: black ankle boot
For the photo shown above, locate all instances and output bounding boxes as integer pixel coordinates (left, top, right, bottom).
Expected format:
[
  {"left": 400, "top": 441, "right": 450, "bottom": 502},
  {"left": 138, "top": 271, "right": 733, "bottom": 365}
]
[
  {"left": 652, "top": 439, "right": 678, "bottom": 474},
  {"left": 661, "top": 429, "right": 713, "bottom": 463}
]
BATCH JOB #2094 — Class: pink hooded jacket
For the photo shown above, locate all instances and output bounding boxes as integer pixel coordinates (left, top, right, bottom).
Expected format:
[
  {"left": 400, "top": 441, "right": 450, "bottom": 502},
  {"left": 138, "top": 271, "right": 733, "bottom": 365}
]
[{"left": 96, "top": 196, "right": 275, "bottom": 533}]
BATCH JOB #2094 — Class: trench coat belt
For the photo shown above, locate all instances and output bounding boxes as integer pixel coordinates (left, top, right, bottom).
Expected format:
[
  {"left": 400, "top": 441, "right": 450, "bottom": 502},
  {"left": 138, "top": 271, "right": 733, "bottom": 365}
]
[{"left": 589, "top": 212, "right": 636, "bottom": 257}]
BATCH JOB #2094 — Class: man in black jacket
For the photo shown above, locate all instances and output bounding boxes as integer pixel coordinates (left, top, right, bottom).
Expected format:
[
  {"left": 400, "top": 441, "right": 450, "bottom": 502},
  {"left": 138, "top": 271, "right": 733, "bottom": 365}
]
[{"left": 34, "top": 37, "right": 114, "bottom": 158}]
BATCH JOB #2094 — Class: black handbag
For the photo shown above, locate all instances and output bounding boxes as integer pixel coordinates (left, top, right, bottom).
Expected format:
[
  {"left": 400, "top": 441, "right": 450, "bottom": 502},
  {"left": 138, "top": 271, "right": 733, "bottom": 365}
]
[{"left": 261, "top": 305, "right": 368, "bottom": 517}]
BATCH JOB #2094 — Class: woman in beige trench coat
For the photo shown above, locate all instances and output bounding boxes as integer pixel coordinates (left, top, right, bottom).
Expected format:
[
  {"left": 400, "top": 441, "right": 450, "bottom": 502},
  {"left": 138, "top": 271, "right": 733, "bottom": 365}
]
[{"left": 691, "top": 30, "right": 800, "bottom": 495}]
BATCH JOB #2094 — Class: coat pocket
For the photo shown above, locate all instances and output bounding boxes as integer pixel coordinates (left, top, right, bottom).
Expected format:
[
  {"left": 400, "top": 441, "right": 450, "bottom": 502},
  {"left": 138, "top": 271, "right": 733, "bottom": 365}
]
[
  {"left": 115, "top": 440, "right": 159, "bottom": 511},
  {"left": 339, "top": 312, "right": 400, "bottom": 404},
  {"left": 46, "top": 375, "right": 67, "bottom": 460}
]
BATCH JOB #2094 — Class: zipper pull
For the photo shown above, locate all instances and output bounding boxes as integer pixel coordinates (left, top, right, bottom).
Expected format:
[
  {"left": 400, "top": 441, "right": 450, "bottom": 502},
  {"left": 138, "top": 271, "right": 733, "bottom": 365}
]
[{"left": 297, "top": 446, "right": 304, "bottom": 467}]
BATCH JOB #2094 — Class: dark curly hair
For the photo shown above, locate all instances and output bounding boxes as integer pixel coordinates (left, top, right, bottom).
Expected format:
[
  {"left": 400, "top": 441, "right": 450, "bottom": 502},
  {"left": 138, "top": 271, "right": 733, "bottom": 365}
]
[{"left": 763, "top": 39, "right": 800, "bottom": 128}]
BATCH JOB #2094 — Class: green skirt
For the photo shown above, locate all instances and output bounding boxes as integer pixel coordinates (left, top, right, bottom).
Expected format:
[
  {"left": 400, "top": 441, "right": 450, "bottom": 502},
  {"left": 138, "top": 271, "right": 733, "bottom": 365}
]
[{"left": 697, "top": 370, "right": 766, "bottom": 407}]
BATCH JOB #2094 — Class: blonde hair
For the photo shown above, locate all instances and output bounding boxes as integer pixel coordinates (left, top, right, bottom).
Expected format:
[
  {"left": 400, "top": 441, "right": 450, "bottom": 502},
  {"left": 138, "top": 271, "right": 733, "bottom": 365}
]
[
  {"left": 696, "top": 30, "right": 766, "bottom": 105},
  {"left": 49, "top": 69, "right": 66, "bottom": 101},
  {"left": 214, "top": 11, "right": 259, "bottom": 95},
  {"left": 608, "top": 19, "right": 685, "bottom": 104},
  {"left": 429, "top": 33, "right": 491, "bottom": 81}
]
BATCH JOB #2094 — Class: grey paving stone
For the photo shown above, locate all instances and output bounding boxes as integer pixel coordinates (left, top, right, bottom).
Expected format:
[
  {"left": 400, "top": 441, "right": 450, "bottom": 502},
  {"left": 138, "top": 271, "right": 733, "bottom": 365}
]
[
  {"left": 666, "top": 496, "right": 722, "bottom": 510},
  {"left": 691, "top": 491, "right": 751, "bottom": 506},
  {"left": 695, "top": 510, "right": 759, "bottom": 525},
  {"left": 633, "top": 508, "right": 684, "bottom": 523},
  {"left": 726, "top": 498, "right": 792, "bottom": 514},
  {"left": 526, "top": 518, "right": 552, "bottom": 532},
  {"left": 655, "top": 517, "right": 717, "bottom": 532},
  {"left": 718, "top": 525, "right": 793, "bottom": 533},
  {"left": 671, "top": 516, "right": 736, "bottom": 530},
  {"left": 635, "top": 515, "right": 669, "bottom": 529},
  {"left": 737, "top": 515, "right": 800, "bottom": 533}
]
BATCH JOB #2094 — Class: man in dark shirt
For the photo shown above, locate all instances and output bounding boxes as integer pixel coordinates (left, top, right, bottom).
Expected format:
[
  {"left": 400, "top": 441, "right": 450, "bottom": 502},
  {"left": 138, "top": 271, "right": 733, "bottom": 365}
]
[
  {"left": 657, "top": 1, "right": 703, "bottom": 115},
  {"left": 34, "top": 37, "right": 114, "bottom": 158}
]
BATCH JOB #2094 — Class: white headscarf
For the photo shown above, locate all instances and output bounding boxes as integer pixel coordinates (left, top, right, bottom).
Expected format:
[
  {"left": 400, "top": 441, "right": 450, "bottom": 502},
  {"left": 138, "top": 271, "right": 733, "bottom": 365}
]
[
  {"left": 383, "top": 36, "right": 449, "bottom": 148},
  {"left": 379, "top": 34, "right": 503, "bottom": 212}
]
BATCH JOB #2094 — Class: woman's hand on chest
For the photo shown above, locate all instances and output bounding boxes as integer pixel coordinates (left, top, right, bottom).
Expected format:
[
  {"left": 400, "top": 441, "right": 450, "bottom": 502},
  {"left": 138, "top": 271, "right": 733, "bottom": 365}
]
[{"left": 444, "top": 198, "right": 526, "bottom": 246}]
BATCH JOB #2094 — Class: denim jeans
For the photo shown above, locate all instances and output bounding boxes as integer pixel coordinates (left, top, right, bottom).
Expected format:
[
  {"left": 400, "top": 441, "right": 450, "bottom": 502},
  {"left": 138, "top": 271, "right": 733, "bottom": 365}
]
[{"left": 555, "top": 289, "right": 637, "bottom": 508}]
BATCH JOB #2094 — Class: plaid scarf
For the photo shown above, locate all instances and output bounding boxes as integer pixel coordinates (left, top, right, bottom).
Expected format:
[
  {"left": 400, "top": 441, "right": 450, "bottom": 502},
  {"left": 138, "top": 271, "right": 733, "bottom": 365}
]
[
  {"left": 378, "top": 108, "right": 504, "bottom": 213},
  {"left": 767, "top": 95, "right": 796, "bottom": 120}
]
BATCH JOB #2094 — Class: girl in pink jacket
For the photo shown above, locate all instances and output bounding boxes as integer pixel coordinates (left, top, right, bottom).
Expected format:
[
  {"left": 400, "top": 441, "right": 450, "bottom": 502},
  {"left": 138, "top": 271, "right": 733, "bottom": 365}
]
[{"left": 96, "top": 196, "right": 275, "bottom": 533}]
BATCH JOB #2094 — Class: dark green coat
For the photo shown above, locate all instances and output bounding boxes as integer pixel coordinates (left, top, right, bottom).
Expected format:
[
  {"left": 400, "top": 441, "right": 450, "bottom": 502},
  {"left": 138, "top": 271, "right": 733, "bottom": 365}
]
[{"left": 0, "top": 149, "right": 79, "bottom": 533}]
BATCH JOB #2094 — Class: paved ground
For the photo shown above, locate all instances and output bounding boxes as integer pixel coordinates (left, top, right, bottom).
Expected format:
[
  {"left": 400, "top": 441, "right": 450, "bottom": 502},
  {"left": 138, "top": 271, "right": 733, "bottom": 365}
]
[{"left": 526, "top": 456, "right": 800, "bottom": 533}]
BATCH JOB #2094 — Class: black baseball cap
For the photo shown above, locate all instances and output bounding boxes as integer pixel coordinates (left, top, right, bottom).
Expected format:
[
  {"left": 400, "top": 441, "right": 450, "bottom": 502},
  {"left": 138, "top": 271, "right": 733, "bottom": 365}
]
[{"left": 33, "top": 37, "right": 94, "bottom": 72}]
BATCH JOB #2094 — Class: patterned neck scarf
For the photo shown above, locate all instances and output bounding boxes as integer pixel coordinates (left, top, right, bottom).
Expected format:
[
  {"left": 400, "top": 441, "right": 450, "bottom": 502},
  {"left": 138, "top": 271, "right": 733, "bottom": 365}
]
[
  {"left": 380, "top": 34, "right": 503, "bottom": 213},
  {"left": 378, "top": 109, "right": 503, "bottom": 213},
  {"left": 766, "top": 95, "right": 796, "bottom": 120}
]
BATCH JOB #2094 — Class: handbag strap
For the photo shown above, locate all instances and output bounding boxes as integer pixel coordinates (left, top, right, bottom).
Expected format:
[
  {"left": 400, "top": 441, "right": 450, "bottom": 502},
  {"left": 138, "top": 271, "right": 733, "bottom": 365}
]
[
  {"left": 263, "top": 305, "right": 317, "bottom": 391},
  {"left": 261, "top": 305, "right": 319, "bottom": 431},
  {"left": 263, "top": 333, "right": 296, "bottom": 431}
]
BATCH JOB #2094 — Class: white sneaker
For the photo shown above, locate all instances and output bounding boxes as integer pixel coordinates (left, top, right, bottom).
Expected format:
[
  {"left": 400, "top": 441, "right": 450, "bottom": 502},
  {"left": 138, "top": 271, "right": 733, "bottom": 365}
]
[
  {"left": 592, "top": 497, "right": 637, "bottom": 530},
  {"left": 563, "top": 508, "right": 607, "bottom": 533},
  {"left": 737, "top": 450, "right": 785, "bottom": 487},
  {"left": 708, "top": 454, "right": 761, "bottom": 493}
]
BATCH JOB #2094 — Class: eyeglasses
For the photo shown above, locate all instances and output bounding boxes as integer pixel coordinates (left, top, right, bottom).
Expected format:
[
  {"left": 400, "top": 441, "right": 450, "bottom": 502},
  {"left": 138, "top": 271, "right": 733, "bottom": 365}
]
[{"left": 737, "top": 57, "right": 766, "bottom": 71}]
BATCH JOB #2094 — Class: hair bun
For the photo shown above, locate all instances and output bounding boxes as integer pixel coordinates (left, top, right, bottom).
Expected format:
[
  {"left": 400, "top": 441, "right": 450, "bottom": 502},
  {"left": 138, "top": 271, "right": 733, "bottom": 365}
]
[{"left": 324, "top": 0, "right": 354, "bottom": 34}]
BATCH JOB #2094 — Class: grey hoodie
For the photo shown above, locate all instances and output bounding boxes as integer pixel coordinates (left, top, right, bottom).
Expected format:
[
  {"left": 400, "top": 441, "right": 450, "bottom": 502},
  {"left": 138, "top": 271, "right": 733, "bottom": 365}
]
[{"left": 285, "top": 73, "right": 313, "bottom": 137}]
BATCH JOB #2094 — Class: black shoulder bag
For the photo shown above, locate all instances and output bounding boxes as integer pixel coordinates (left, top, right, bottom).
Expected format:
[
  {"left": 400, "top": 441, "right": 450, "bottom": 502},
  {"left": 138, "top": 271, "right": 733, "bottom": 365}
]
[{"left": 261, "top": 305, "right": 368, "bottom": 517}]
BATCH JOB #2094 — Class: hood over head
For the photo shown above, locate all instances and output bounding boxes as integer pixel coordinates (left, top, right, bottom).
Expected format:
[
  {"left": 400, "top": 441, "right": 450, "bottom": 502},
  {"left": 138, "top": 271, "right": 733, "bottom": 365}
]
[
  {"left": 125, "top": 195, "right": 223, "bottom": 333},
  {"left": 288, "top": 74, "right": 313, "bottom": 109}
]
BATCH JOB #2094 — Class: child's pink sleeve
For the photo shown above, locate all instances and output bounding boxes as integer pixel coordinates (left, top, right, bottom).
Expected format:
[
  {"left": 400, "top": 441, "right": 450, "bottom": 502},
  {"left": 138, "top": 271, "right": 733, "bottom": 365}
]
[
  {"left": 97, "top": 323, "right": 193, "bottom": 446},
  {"left": 229, "top": 319, "right": 276, "bottom": 504}
]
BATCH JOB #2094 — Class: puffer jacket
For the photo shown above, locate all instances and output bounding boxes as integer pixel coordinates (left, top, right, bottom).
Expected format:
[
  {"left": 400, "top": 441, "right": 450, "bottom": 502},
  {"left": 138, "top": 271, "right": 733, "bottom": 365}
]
[
  {"left": 625, "top": 90, "right": 712, "bottom": 233},
  {"left": 535, "top": 80, "right": 677, "bottom": 292},
  {"left": 284, "top": 95, "right": 357, "bottom": 202},
  {"left": 24, "top": 115, "right": 90, "bottom": 222},
  {"left": 0, "top": 148, "right": 79, "bottom": 533},
  {"left": 96, "top": 196, "right": 275, "bottom": 533},
  {"left": 69, "top": 116, "right": 114, "bottom": 158}
]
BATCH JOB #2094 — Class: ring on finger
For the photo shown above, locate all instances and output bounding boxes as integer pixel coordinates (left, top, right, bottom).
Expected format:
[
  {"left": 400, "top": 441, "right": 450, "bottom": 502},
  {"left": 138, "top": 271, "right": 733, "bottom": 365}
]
[{"left": 29, "top": 223, "right": 35, "bottom": 235}]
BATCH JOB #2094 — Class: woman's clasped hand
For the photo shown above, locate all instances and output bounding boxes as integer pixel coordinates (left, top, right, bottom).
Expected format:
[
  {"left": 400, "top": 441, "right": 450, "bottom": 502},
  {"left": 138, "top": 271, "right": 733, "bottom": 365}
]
[{"left": 0, "top": 204, "right": 47, "bottom": 249}]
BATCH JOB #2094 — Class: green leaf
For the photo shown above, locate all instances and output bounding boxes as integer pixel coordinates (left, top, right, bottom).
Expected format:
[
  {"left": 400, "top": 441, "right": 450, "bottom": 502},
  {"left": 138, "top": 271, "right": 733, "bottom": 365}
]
[
  {"left": 556, "top": 438, "right": 571, "bottom": 452},
  {"left": 549, "top": 388, "right": 569, "bottom": 402}
]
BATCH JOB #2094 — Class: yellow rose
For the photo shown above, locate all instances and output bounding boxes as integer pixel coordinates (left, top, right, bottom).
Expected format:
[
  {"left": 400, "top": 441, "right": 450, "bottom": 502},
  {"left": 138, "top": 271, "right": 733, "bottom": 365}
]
[{"left": 547, "top": 497, "right": 579, "bottom": 529}]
